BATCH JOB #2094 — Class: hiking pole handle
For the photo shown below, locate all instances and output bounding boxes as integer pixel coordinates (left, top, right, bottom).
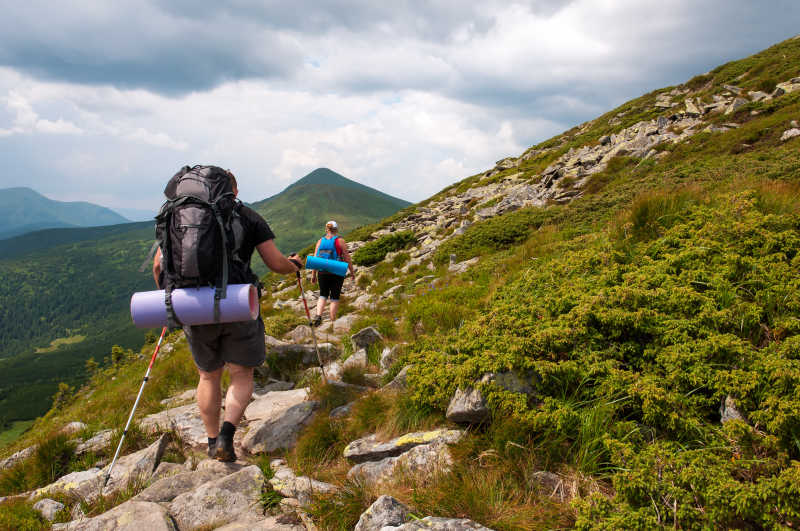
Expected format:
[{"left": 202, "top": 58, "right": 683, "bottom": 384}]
[{"left": 103, "top": 326, "right": 167, "bottom": 487}]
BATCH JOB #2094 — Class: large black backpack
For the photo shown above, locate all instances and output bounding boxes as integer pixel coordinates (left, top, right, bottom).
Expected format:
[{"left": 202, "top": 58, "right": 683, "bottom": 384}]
[{"left": 152, "top": 165, "right": 249, "bottom": 327}]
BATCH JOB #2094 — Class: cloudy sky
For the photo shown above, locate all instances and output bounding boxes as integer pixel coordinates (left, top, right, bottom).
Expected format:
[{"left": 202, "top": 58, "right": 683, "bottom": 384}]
[{"left": 0, "top": 1, "right": 798, "bottom": 218}]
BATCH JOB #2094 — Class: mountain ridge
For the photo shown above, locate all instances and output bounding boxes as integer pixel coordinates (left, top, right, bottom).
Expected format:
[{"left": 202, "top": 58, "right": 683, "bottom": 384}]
[{"left": 0, "top": 187, "right": 130, "bottom": 240}]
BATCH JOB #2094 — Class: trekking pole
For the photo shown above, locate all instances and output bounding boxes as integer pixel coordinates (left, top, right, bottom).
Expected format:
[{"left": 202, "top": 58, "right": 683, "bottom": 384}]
[
  {"left": 104, "top": 326, "right": 168, "bottom": 487},
  {"left": 295, "top": 272, "right": 328, "bottom": 384}
]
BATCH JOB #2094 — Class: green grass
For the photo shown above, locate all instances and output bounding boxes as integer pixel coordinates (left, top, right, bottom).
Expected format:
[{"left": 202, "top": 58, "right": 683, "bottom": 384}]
[
  {"left": 0, "top": 421, "right": 34, "bottom": 448},
  {"left": 34, "top": 334, "right": 87, "bottom": 353},
  {"left": 352, "top": 231, "right": 416, "bottom": 266}
]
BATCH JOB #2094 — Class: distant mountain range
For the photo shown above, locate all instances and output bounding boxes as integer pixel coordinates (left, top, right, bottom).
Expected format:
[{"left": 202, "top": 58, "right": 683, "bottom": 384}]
[
  {"left": 251, "top": 168, "right": 411, "bottom": 253},
  {"left": 0, "top": 187, "right": 130, "bottom": 240},
  {"left": 0, "top": 168, "right": 410, "bottom": 425}
]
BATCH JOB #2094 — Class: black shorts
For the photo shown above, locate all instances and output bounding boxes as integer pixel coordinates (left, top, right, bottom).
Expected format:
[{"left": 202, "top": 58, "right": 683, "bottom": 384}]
[
  {"left": 318, "top": 271, "right": 344, "bottom": 301},
  {"left": 183, "top": 318, "right": 266, "bottom": 372}
]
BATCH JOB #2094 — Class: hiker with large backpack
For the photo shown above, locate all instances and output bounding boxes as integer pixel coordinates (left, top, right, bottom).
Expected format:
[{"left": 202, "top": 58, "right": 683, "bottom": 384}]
[
  {"left": 152, "top": 165, "right": 302, "bottom": 462},
  {"left": 311, "top": 220, "right": 354, "bottom": 326}
]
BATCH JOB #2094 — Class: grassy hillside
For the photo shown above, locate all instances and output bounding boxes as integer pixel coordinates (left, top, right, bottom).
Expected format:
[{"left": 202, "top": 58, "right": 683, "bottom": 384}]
[
  {"left": 251, "top": 168, "right": 411, "bottom": 253},
  {"left": 0, "top": 187, "right": 129, "bottom": 239}
]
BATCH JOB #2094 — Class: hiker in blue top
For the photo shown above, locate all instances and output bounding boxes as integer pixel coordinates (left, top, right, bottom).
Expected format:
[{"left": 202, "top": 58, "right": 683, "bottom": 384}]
[{"left": 311, "top": 220, "right": 354, "bottom": 326}]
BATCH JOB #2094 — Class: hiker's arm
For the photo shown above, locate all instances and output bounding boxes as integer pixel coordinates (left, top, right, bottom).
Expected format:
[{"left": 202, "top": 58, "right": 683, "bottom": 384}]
[
  {"left": 256, "top": 239, "right": 301, "bottom": 274},
  {"left": 152, "top": 247, "right": 162, "bottom": 289},
  {"left": 311, "top": 240, "right": 320, "bottom": 283},
  {"left": 338, "top": 238, "right": 355, "bottom": 278}
]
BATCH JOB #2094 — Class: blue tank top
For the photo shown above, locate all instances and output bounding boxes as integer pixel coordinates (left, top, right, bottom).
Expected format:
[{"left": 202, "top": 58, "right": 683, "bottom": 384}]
[{"left": 316, "top": 235, "right": 340, "bottom": 260}]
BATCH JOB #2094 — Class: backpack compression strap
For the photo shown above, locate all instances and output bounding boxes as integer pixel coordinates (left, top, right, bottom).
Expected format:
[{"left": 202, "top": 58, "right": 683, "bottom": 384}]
[
  {"left": 211, "top": 201, "right": 229, "bottom": 323},
  {"left": 164, "top": 284, "right": 182, "bottom": 330}
]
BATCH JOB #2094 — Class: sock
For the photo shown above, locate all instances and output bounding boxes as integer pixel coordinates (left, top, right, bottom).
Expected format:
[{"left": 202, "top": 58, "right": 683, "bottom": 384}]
[
  {"left": 220, "top": 421, "right": 236, "bottom": 438},
  {"left": 208, "top": 436, "right": 217, "bottom": 447}
]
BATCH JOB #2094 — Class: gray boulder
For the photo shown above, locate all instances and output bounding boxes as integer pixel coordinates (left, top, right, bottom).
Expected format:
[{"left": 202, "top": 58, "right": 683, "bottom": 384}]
[
  {"left": 141, "top": 403, "right": 208, "bottom": 448},
  {"left": 380, "top": 346, "right": 402, "bottom": 371},
  {"left": 34, "top": 467, "right": 102, "bottom": 501},
  {"left": 169, "top": 465, "right": 265, "bottom": 529},
  {"left": 101, "top": 434, "right": 169, "bottom": 496},
  {"left": 55, "top": 501, "right": 176, "bottom": 531},
  {"left": 75, "top": 429, "right": 113, "bottom": 455},
  {"left": 530, "top": 471, "right": 567, "bottom": 501},
  {"left": 344, "top": 429, "right": 463, "bottom": 463},
  {"left": 33, "top": 498, "right": 65, "bottom": 521},
  {"left": 343, "top": 348, "right": 368, "bottom": 370},
  {"left": 242, "top": 401, "right": 319, "bottom": 454},
  {"left": 133, "top": 469, "right": 224, "bottom": 503},
  {"left": 244, "top": 388, "right": 310, "bottom": 421},
  {"left": 720, "top": 395, "right": 746, "bottom": 424},
  {"left": 333, "top": 313, "right": 361, "bottom": 334},
  {"left": 61, "top": 421, "right": 87, "bottom": 436},
  {"left": 216, "top": 517, "right": 305, "bottom": 530},
  {"left": 0, "top": 445, "right": 37, "bottom": 470},
  {"left": 355, "top": 495, "right": 410, "bottom": 531},
  {"left": 268, "top": 458, "right": 337, "bottom": 505},
  {"left": 351, "top": 326, "right": 384, "bottom": 350},
  {"left": 780, "top": 128, "right": 800, "bottom": 142},
  {"left": 385, "top": 517, "right": 493, "bottom": 530},
  {"left": 383, "top": 365, "right": 411, "bottom": 391},
  {"left": 446, "top": 387, "right": 489, "bottom": 424},
  {"left": 330, "top": 401, "right": 356, "bottom": 418},
  {"left": 348, "top": 440, "right": 454, "bottom": 486}
]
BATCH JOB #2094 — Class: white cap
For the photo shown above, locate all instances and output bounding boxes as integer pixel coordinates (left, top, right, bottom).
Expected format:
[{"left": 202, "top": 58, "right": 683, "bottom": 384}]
[{"left": 326, "top": 220, "right": 338, "bottom": 229}]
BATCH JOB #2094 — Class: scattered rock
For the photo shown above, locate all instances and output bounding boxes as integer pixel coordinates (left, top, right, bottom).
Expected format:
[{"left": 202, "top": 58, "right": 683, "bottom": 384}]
[
  {"left": 351, "top": 327, "right": 384, "bottom": 350},
  {"left": 385, "top": 517, "right": 493, "bottom": 530},
  {"left": 244, "top": 388, "right": 310, "bottom": 421},
  {"left": 725, "top": 97, "right": 748, "bottom": 115},
  {"left": 530, "top": 471, "right": 567, "bottom": 501},
  {"left": 344, "top": 429, "right": 463, "bottom": 463},
  {"left": 352, "top": 294, "right": 377, "bottom": 310},
  {"left": 141, "top": 403, "right": 208, "bottom": 448},
  {"left": 150, "top": 461, "right": 184, "bottom": 481},
  {"left": 720, "top": 395, "right": 746, "bottom": 424},
  {"left": 333, "top": 313, "right": 361, "bottom": 334},
  {"left": 348, "top": 440, "right": 455, "bottom": 486},
  {"left": 380, "top": 345, "right": 402, "bottom": 371},
  {"left": 75, "top": 429, "right": 113, "bottom": 455},
  {"left": 355, "top": 495, "right": 410, "bottom": 531},
  {"left": 780, "top": 128, "right": 800, "bottom": 142},
  {"left": 264, "top": 336, "right": 339, "bottom": 367},
  {"left": 287, "top": 324, "right": 313, "bottom": 344},
  {"left": 133, "top": 468, "right": 224, "bottom": 503},
  {"left": 480, "top": 371, "right": 536, "bottom": 396},
  {"left": 254, "top": 379, "right": 295, "bottom": 396},
  {"left": 55, "top": 500, "right": 176, "bottom": 531},
  {"left": 242, "top": 401, "right": 319, "bottom": 454},
  {"left": 343, "top": 348, "right": 368, "bottom": 370},
  {"left": 215, "top": 517, "right": 305, "bottom": 531},
  {"left": 383, "top": 365, "right": 411, "bottom": 391},
  {"left": 330, "top": 402, "right": 356, "bottom": 418},
  {"left": 35, "top": 467, "right": 102, "bottom": 501},
  {"left": 169, "top": 465, "right": 265, "bottom": 529},
  {"left": 33, "top": 498, "right": 65, "bottom": 521},
  {"left": 446, "top": 387, "right": 489, "bottom": 424},
  {"left": 160, "top": 388, "right": 196, "bottom": 406},
  {"left": 101, "top": 434, "right": 169, "bottom": 496},
  {"left": 448, "top": 257, "right": 479, "bottom": 274},
  {"left": 0, "top": 445, "right": 37, "bottom": 470},
  {"left": 61, "top": 421, "right": 87, "bottom": 436},
  {"left": 268, "top": 459, "right": 337, "bottom": 505}
]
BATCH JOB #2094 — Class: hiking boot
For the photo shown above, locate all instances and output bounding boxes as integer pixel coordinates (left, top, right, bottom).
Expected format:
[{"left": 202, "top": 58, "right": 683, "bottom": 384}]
[
  {"left": 207, "top": 438, "right": 217, "bottom": 458},
  {"left": 214, "top": 432, "right": 236, "bottom": 462},
  {"left": 312, "top": 315, "right": 323, "bottom": 327}
]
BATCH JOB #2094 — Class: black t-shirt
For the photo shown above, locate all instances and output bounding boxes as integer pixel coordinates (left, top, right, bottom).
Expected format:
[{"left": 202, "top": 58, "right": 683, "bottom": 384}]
[{"left": 231, "top": 204, "right": 275, "bottom": 283}]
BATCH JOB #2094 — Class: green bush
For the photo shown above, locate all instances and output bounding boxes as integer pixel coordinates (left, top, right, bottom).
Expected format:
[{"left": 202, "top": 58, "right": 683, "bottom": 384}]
[
  {"left": 405, "top": 190, "right": 800, "bottom": 527},
  {"left": 0, "top": 499, "right": 46, "bottom": 531},
  {"left": 352, "top": 231, "right": 416, "bottom": 266},
  {"left": 434, "top": 207, "right": 558, "bottom": 264}
]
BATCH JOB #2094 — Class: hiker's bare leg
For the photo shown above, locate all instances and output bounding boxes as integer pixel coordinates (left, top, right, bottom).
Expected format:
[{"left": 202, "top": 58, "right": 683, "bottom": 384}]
[
  {"left": 223, "top": 363, "right": 253, "bottom": 426},
  {"left": 316, "top": 296, "right": 326, "bottom": 319},
  {"left": 197, "top": 367, "right": 223, "bottom": 437},
  {"left": 329, "top": 300, "right": 340, "bottom": 321}
]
